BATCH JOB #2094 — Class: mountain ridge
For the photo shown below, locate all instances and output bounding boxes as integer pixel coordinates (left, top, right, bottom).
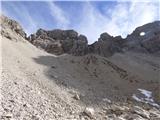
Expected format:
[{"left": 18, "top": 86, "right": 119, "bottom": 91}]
[
  {"left": 27, "top": 20, "right": 160, "bottom": 56},
  {"left": 1, "top": 15, "right": 160, "bottom": 57}
]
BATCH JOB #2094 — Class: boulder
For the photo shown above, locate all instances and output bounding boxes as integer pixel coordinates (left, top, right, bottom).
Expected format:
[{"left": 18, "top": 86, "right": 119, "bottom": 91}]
[{"left": 84, "top": 107, "right": 95, "bottom": 118}]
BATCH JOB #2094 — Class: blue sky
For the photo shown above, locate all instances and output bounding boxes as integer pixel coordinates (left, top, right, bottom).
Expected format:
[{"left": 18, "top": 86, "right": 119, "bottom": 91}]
[{"left": 1, "top": 0, "right": 160, "bottom": 43}]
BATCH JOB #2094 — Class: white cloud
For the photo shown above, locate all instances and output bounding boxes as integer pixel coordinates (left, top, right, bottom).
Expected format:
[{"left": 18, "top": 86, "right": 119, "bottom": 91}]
[
  {"left": 74, "top": 1, "right": 159, "bottom": 44},
  {"left": 74, "top": 2, "right": 109, "bottom": 44},
  {"left": 46, "top": 1, "right": 70, "bottom": 29}
]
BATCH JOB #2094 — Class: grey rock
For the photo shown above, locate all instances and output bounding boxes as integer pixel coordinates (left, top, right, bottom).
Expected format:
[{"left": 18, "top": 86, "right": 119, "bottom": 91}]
[
  {"left": 71, "top": 35, "right": 88, "bottom": 56},
  {"left": 73, "top": 94, "right": 80, "bottom": 100},
  {"left": 99, "top": 32, "right": 113, "bottom": 41},
  {"left": 90, "top": 33, "right": 124, "bottom": 57},
  {"left": 125, "top": 21, "right": 160, "bottom": 53},
  {"left": 1, "top": 15, "right": 26, "bottom": 38},
  {"left": 27, "top": 20, "right": 160, "bottom": 57},
  {"left": 122, "top": 113, "right": 144, "bottom": 120},
  {"left": 84, "top": 107, "right": 95, "bottom": 118},
  {"left": 131, "top": 106, "right": 150, "bottom": 119},
  {"left": 2, "top": 113, "right": 13, "bottom": 118},
  {"left": 141, "top": 33, "right": 160, "bottom": 53}
]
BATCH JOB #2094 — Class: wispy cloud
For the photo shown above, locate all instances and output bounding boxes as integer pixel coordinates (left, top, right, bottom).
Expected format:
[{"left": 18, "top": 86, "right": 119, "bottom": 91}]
[
  {"left": 74, "top": 2, "right": 109, "bottom": 43},
  {"left": 2, "top": 2, "right": 38, "bottom": 35},
  {"left": 46, "top": 1, "right": 70, "bottom": 29},
  {"left": 75, "top": 1, "right": 159, "bottom": 43},
  {"left": 1, "top": 1, "right": 159, "bottom": 44}
]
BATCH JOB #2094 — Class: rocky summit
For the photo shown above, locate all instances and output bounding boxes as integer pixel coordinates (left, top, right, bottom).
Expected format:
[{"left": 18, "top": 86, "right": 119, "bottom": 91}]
[
  {"left": 27, "top": 28, "right": 88, "bottom": 55},
  {"left": 1, "top": 15, "right": 160, "bottom": 120}
]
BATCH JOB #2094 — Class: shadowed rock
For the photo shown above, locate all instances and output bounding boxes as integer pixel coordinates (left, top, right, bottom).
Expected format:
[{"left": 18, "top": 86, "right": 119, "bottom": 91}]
[{"left": 71, "top": 35, "right": 88, "bottom": 56}]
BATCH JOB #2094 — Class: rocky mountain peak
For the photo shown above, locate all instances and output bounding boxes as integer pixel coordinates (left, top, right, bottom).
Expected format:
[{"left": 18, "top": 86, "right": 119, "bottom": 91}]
[{"left": 98, "top": 32, "right": 113, "bottom": 41}]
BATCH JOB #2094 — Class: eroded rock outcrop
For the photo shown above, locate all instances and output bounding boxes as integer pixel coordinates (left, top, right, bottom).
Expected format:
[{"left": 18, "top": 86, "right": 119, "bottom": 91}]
[
  {"left": 89, "top": 33, "right": 124, "bottom": 57},
  {"left": 90, "top": 21, "right": 160, "bottom": 55},
  {"left": 71, "top": 35, "right": 88, "bottom": 56},
  {"left": 28, "top": 29, "right": 89, "bottom": 55},
  {"left": 124, "top": 21, "right": 160, "bottom": 53},
  {"left": 90, "top": 33, "right": 114, "bottom": 57},
  {"left": 1, "top": 15, "right": 26, "bottom": 38}
]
